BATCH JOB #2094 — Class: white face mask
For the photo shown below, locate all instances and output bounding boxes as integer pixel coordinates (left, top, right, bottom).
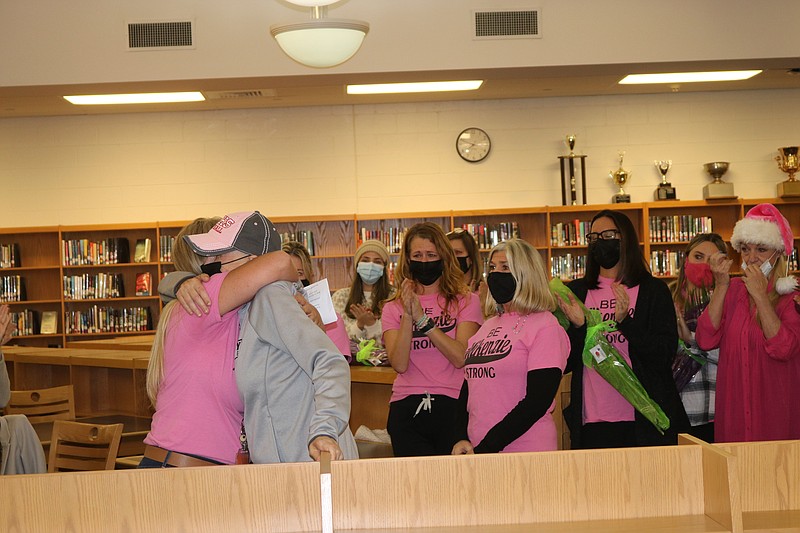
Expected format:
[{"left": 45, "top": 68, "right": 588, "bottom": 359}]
[
  {"left": 357, "top": 262, "right": 384, "bottom": 285},
  {"left": 741, "top": 251, "right": 778, "bottom": 277}
]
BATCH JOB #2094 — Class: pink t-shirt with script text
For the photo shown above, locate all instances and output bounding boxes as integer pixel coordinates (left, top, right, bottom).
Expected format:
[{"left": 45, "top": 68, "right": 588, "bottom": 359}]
[{"left": 582, "top": 276, "right": 639, "bottom": 424}]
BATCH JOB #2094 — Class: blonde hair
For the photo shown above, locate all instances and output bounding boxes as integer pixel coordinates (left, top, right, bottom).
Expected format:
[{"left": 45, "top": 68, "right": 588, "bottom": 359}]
[
  {"left": 147, "top": 217, "right": 220, "bottom": 407},
  {"left": 282, "top": 241, "right": 315, "bottom": 283},
  {"left": 482, "top": 239, "right": 555, "bottom": 317}
]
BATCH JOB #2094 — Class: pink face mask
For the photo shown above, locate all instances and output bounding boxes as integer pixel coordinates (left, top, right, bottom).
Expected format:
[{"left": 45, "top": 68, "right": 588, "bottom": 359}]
[{"left": 684, "top": 261, "right": 714, "bottom": 288}]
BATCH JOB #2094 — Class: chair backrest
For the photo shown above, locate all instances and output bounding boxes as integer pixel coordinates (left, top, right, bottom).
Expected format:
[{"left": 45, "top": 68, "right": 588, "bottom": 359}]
[
  {"left": 5, "top": 385, "right": 76, "bottom": 424},
  {"left": 47, "top": 420, "right": 123, "bottom": 472}
]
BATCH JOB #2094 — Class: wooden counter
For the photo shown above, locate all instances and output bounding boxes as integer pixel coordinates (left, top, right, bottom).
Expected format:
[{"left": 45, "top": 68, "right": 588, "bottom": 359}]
[
  {"left": 2, "top": 437, "right": 772, "bottom": 532},
  {"left": 65, "top": 334, "right": 154, "bottom": 351}
]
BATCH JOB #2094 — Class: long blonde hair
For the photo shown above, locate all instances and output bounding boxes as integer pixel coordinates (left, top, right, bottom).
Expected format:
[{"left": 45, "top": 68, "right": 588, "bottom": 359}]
[{"left": 146, "top": 217, "right": 220, "bottom": 407}]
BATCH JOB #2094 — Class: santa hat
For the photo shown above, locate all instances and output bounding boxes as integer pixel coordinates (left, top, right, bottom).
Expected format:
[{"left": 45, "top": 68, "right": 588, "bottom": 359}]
[{"left": 731, "top": 203, "right": 797, "bottom": 295}]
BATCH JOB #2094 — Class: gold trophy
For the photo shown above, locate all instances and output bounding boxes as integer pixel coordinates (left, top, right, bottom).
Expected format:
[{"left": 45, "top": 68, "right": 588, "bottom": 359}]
[
  {"left": 775, "top": 146, "right": 800, "bottom": 197},
  {"left": 609, "top": 151, "right": 631, "bottom": 203},
  {"left": 654, "top": 160, "right": 677, "bottom": 201},
  {"left": 702, "top": 162, "right": 736, "bottom": 200}
]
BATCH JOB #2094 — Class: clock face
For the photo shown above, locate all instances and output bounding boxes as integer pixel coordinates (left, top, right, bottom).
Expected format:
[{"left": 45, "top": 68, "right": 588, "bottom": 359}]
[{"left": 456, "top": 127, "right": 491, "bottom": 163}]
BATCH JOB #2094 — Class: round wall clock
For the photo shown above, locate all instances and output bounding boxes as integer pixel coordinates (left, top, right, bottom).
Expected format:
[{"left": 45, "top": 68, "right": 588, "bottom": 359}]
[{"left": 456, "top": 127, "right": 491, "bottom": 163}]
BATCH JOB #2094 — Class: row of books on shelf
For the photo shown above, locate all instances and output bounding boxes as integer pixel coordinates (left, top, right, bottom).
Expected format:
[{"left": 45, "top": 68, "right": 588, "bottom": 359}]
[
  {"left": 458, "top": 222, "right": 520, "bottom": 250},
  {"left": 550, "top": 254, "right": 587, "bottom": 280},
  {"left": 9, "top": 309, "right": 58, "bottom": 336},
  {"left": 651, "top": 250, "right": 687, "bottom": 277},
  {"left": 159, "top": 235, "right": 175, "bottom": 262},
  {"left": 0, "top": 243, "right": 21, "bottom": 268},
  {"left": 550, "top": 220, "right": 591, "bottom": 247},
  {"left": 63, "top": 273, "right": 125, "bottom": 300},
  {"left": 281, "top": 230, "right": 316, "bottom": 256},
  {"left": 649, "top": 215, "right": 713, "bottom": 243},
  {"left": 64, "top": 306, "right": 152, "bottom": 335},
  {"left": 0, "top": 275, "right": 26, "bottom": 302},
  {"left": 62, "top": 238, "right": 130, "bottom": 265},
  {"left": 360, "top": 227, "right": 406, "bottom": 254}
]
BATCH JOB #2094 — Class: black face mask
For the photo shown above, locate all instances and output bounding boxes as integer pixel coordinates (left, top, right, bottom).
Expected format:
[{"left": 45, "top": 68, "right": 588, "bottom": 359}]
[
  {"left": 457, "top": 256, "right": 470, "bottom": 274},
  {"left": 300, "top": 278, "right": 311, "bottom": 287},
  {"left": 200, "top": 254, "right": 251, "bottom": 276},
  {"left": 487, "top": 272, "right": 516, "bottom": 304},
  {"left": 589, "top": 239, "right": 621, "bottom": 269},
  {"left": 409, "top": 259, "right": 444, "bottom": 286}
]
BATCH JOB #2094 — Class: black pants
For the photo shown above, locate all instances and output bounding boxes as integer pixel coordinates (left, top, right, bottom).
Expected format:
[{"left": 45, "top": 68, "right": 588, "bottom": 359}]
[
  {"left": 580, "top": 421, "right": 636, "bottom": 449},
  {"left": 387, "top": 394, "right": 459, "bottom": 457}
]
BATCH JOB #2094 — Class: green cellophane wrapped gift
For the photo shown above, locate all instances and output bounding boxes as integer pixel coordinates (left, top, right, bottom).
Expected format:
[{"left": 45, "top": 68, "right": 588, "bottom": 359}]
[{"left": 550, "top": 278, "right": 671, "bottom": 434}]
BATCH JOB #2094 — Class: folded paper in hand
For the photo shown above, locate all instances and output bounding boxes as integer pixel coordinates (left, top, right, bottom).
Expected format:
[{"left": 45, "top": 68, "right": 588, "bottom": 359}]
[{"left": 300, "top": 278, "right": 337, "bottom": 325}]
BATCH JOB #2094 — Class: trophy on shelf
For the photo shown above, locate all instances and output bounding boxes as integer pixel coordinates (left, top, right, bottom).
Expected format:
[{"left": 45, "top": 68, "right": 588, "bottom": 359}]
[
  {"left": 654, "top": 160, "right": 677, "bottom": 201},
  {"left": 702, "top": 162, "right": 737, "bottom": 200},
  {"left": 775, "top": 146, "right": 800, "bottom": 197},
  {"left": 557, "top": 135, "right": 588, "bottom": 205},
  {"left": 609, "top": 151, "right": 631, "bottom": 203}
]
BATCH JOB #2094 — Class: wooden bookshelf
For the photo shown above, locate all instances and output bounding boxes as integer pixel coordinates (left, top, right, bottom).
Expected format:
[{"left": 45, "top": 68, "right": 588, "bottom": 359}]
[{"left": 2, "top": 198, "right": 797, "bottom": 347}]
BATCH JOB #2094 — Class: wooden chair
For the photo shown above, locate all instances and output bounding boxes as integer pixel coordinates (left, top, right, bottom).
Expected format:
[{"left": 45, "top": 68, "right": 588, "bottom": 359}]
[
  {"left": 47, "top": 420, "right": 123, "bottom": 472},
  {"left": 5, "top": 385, "right": 75, "bottom": 424}
]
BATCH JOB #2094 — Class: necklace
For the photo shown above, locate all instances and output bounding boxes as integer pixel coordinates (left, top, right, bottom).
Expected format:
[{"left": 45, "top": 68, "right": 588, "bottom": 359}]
[{"left": 512, "top": 314, "right": 528, "bottom": 335}]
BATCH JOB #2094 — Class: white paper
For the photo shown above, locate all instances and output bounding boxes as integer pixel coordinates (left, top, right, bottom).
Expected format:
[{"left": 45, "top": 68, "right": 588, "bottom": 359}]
[{"left": 301, "top": 278, "right": 337, "bottom": 325}]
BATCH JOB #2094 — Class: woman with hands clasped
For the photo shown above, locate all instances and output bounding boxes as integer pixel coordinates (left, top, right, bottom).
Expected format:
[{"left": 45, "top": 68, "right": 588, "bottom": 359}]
[
  {"left": 331, "top": 240, "right": 395, "bottom": 348},
  {"left": 557, "top": 209, "right": 688, "bottom": 449},
  {"left": 451, "top": 239, "right": 569, "bottom": 455},
  {"left": 696, "top": 203, "right": 800, "bottom": 442},
  {"left": 382, "top": 222, "right": 483, "bottom": 457}
]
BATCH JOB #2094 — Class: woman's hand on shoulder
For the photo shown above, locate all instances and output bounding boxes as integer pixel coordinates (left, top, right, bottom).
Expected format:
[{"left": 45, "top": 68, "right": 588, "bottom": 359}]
[
  {"left": 176, "top": 275, "right": 211, "bottom": 316},
  {"left": 451, "top": 440, "right": 474, "bottom": 455}
]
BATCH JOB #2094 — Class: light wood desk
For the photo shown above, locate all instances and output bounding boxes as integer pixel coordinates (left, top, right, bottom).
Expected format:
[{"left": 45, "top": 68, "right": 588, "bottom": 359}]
[{"left": 65, "top": 334, "right": 154, "bottom": 351}]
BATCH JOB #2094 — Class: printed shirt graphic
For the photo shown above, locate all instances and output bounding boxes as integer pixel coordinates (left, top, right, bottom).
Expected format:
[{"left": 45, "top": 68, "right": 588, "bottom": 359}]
[
  {"left": 582, "top": 276, "right": 640, "bottom": 424},
  {"left": 464, "top": 311, "right": 569, "bottom": 452},
  {"left": 382, "top": 292, "right": 482, "bottom": 401},
  {"left": 145, "top": 272, "right": 244, "bottom": 464}
]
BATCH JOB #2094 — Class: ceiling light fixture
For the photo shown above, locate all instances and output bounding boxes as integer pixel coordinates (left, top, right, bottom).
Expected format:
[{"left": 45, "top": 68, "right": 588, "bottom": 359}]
[
  {"left": 619, "top": 70, "right": 762, "bottom": 85},
  {"left": 63, "top": 92, "right": 205, "bottom": 105},
  {"left": 347, "top": 80, "right": 484, "bottom": 95},
  {"left": 270, "top": 1, "right": 369, "bottom": 69}
]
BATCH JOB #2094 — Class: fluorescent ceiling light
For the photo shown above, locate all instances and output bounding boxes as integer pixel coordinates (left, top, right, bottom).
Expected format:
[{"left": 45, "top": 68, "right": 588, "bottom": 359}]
[
  {"left": 619, "top": 70, "right": 762, "bottom": 85},
  {"left": 63, "top": 92, "right": 205, "bottom": 105},
  {"left": 347, "top": 80, "right": 484, "bottom": 95}
]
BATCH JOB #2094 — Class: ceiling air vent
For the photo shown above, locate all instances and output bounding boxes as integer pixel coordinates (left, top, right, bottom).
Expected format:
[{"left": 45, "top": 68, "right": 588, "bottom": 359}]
[
  {"left": 204, "top": 90, "right": 278, "bottom": 100},
  {"left": 473, "top": 9, "right": 540, "bottom": 40},
  {"left": 127, "top": 21, "right": 194, "bottom": 50}
]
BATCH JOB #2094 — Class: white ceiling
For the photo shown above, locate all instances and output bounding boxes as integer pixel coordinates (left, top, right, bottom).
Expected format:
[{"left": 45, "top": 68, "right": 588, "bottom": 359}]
[{"left": 2, "top": 60, "right": 799, "bottom": 119}]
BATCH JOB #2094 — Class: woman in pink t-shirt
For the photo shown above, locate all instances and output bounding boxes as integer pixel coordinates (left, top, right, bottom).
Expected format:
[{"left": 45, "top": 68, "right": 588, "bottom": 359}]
[
  {"left": 452, "top": 239, "right": 569, "bottom": 454},
  {"left": 382, "top": 222, "right": 483, "bottom": 456},
  {"left": 142, "top": 212, "right": 296, "bottom": 467},
  {"left": 557, "top": 209, "right": 689, "bottom": 449}
]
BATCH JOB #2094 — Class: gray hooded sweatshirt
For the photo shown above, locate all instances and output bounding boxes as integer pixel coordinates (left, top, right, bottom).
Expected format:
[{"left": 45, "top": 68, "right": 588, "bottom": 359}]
[{"left": 236, "top": 281, "right": 358, "bottom": 463}]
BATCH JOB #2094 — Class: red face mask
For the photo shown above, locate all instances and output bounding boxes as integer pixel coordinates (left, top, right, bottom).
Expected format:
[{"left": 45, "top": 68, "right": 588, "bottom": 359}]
[{"left": 684, "top": 261, "right": 714, "bottom": 288}]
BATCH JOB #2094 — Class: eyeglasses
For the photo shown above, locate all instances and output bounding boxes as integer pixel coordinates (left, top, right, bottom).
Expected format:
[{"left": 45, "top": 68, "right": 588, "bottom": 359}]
[
  {"left": 586, "top": 229, "right": 621, "bottom": 244},
  {"left": 446, "top": 228, "right": 466, "bottom": 236}
]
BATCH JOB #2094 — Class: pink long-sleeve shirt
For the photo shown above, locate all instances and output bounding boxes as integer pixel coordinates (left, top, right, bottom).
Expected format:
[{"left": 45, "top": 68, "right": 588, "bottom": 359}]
[{"left": 695, "top": 278, "right": 800, "bottom": 443}]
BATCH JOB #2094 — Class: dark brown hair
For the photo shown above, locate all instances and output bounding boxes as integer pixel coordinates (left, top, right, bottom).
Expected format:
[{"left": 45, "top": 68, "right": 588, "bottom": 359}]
[{"left": 584, "top": 209, "right": 649, "bottom": 289}]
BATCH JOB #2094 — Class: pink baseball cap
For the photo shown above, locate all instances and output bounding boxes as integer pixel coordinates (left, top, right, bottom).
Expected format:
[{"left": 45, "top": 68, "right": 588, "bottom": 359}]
[{"left": 184, "top": 211, "right": 281, "bottom": 257}]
